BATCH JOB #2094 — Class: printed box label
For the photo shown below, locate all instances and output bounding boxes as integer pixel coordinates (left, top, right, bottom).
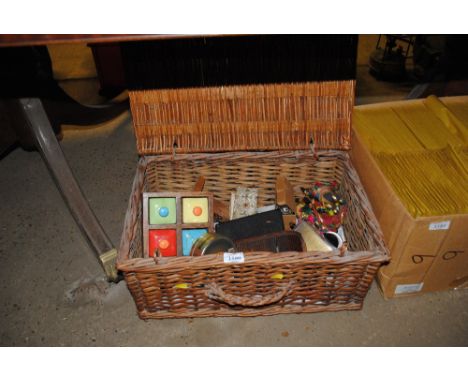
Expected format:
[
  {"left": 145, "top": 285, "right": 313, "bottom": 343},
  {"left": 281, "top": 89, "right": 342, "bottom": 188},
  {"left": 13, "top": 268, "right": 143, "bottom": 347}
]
[
  {"left": 395, "top": 283, "right": 424, "bottom": 294},
  {"left": 429, "top": 221, "right": 451, "bottom": 231},
  {"left": 223, "top": 252, "right": 245, "bottom": 263}
]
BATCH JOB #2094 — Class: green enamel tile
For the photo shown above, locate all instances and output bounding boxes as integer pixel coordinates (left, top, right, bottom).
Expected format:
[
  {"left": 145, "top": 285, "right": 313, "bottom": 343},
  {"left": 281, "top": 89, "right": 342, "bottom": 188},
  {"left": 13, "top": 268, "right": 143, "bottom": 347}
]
[{"left": 149, "top": 197, "right": 176, "bottom": 224}]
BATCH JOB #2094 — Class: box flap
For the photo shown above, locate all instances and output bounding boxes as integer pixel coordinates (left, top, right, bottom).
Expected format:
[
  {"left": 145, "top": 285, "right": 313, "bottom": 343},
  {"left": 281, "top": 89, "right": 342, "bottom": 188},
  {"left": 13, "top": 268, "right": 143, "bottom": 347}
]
[{"left": 129, "top": 80, "right": 355, "bottom": 155}]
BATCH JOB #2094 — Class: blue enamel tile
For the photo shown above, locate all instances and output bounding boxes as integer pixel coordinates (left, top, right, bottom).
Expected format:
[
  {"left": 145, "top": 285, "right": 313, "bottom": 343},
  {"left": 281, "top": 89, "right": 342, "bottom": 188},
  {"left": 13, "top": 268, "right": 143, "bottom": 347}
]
[{"left": 182, "top": 228, "right": 208, "bottom": 256}]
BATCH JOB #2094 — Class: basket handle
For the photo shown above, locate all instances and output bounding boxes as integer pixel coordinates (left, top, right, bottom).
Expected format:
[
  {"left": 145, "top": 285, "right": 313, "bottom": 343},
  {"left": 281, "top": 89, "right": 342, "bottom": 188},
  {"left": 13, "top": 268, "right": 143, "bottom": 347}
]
[{"left": 206, "top": 281, "right": 294, "bottom": 307}]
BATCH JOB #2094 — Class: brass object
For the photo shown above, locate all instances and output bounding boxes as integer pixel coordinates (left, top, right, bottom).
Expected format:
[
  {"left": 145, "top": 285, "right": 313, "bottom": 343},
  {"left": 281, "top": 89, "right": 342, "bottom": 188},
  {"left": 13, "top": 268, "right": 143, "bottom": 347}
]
[
  {"left": 99, "top": 248, "right": 118, "bottom": 282},
  {"left": 190, "top": 233, "right": 235, "bottom": 257},
  {"left": 294, "top": 222, "right": 333, "bottom": 252}
]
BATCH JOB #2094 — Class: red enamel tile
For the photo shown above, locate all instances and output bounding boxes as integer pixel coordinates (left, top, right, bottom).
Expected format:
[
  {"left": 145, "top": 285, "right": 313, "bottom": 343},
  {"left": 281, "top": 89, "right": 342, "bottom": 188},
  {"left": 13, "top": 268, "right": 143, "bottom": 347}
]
[{"left": 149, "top": 229, "right": 177, "bottom": 257}]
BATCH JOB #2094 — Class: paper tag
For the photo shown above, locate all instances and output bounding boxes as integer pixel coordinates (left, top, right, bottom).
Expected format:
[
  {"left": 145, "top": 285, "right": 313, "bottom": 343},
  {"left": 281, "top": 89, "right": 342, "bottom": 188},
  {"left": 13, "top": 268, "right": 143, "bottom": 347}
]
[
  {"left": 429, "top": 221, "right": 451, "bottom": 231},
  {"left": 223, "top": 252, "right": 245, "bottom": 263},
  {"left": 395, "top": 283, "right": 424, "bottom": 295}
]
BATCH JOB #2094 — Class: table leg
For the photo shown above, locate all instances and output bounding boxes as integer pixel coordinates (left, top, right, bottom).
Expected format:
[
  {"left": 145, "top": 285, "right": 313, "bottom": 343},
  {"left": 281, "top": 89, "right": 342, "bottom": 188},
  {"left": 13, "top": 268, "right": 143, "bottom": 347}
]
[{"left": 18, "top": 97, "right": 119, "bottom": 282}]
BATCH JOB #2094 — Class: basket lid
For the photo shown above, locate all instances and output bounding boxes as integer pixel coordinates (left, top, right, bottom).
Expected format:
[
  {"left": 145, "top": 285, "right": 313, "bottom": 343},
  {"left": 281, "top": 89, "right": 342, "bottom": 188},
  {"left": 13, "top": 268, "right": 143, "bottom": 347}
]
[{"left": 129, "top": 80, "right": 355, "bottom": 155}]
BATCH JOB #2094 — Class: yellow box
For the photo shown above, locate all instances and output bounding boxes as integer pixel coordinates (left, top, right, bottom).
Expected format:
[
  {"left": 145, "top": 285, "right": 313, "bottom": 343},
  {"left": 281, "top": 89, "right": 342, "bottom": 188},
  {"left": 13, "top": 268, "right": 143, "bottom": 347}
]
[{"left": 351, "top": 96, "right": 468, "bottom": 298}]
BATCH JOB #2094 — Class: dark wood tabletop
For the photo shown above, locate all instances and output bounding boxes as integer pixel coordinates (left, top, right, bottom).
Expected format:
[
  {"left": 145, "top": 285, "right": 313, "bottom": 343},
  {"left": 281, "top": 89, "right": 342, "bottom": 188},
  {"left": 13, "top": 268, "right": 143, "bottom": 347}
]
[{"left": 0, "top": 34, "right": 205, "bottom": 47}]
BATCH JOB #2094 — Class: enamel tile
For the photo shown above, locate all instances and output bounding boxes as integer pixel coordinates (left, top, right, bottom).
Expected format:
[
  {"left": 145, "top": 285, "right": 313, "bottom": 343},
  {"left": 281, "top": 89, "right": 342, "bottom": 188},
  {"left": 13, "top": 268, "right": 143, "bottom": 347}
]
[
  {"left": 182, "top": 228, "right": 208, "bottom": 256},
  {"left": 148, "top": 229, "right": 177, "bottom": 257},
  {"left": 182, "top": 197, "right": 208, "bottom": 223}
]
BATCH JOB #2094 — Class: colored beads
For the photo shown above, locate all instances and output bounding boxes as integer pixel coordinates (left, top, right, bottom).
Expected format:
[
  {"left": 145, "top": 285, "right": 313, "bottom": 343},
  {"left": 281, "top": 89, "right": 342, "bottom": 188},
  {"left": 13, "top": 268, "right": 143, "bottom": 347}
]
[{"left": 296, "top": 181, "right": 347, "bottom": 233}]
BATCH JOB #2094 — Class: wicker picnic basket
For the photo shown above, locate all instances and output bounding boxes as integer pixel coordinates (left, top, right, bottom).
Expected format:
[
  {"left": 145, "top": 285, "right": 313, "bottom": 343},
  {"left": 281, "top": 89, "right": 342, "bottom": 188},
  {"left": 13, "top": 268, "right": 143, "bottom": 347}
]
[{"left": 117, "top": 80, "right": 389, "bottom": 319}]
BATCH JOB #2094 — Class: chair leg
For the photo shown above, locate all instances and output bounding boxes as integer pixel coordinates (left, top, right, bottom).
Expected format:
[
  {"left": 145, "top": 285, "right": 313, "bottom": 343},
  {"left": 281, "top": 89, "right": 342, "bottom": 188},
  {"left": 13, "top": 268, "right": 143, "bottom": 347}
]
[{"left": 18, "top": 97, "right": 119, "bottom": 282}]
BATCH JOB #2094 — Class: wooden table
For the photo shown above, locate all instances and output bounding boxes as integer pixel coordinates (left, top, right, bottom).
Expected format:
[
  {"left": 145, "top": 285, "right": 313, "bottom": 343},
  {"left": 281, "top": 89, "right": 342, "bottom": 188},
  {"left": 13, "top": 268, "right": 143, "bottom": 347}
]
[
  {"left": 0, "top": 35, "right": 174, "bottom": 281},
  {"left": 0, "top": 34, "right": 362, "bottom": 282}
]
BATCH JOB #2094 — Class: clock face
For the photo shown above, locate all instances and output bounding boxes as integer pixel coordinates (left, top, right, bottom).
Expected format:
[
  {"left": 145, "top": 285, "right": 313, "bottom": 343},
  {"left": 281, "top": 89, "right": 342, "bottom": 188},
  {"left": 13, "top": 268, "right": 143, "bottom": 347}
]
[
  {"left": 149, "top": 197, "right": 177, "bottom": 225},
  {"left": 182, "top": 197, "right": 209, "bottom": 223},
  {"left": 148, "top": 229, "right": 177, "bottom": 257}
]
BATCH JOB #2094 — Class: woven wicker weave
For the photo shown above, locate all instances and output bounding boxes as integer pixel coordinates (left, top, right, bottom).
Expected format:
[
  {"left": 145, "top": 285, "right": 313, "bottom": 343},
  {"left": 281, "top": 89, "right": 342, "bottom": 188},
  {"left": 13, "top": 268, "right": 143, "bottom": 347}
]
[
  {"left": 118, "top": 150, "right": 388, "bottom": 319},
  {"left": 129, "top": 81, "right": 354, "bottom": 155}
]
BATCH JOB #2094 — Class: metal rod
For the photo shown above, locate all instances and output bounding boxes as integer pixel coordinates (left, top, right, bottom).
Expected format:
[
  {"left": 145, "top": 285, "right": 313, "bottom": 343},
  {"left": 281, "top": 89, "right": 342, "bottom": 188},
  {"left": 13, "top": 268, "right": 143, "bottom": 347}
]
[{"left": 18, "top": 98, "right": 118, "bottom": 281}]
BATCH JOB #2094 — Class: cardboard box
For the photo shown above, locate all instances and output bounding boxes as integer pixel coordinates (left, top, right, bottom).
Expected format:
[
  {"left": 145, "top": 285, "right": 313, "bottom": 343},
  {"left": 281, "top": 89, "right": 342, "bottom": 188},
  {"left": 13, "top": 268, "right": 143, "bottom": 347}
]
[{"left": 351, "top": 98, "right": 468, "bottom": 298}]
